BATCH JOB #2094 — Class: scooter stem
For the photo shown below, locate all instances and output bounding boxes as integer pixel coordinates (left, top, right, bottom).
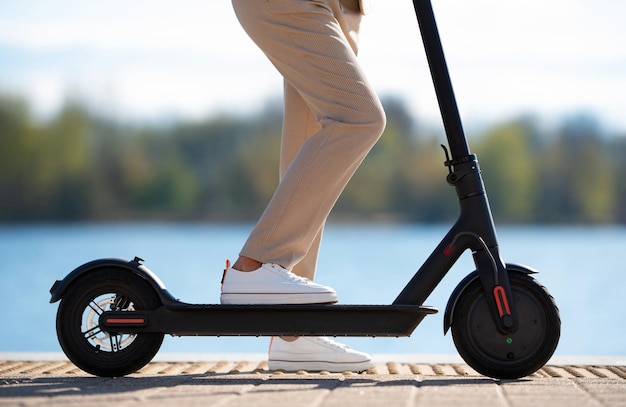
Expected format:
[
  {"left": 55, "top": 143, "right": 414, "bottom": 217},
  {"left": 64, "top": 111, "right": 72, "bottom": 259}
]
[
  {"left": 412, "top": 0, "right": 470, "bottom": 159},
  {"left": 403, "top": 0, "right": 518, "bottom": 333}
]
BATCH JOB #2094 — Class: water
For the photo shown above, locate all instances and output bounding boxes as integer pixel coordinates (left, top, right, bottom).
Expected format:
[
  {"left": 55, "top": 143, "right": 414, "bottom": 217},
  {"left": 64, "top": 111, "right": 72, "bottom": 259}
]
[{"left": 1, "top": 223, "right": 624, "bottom": 357}]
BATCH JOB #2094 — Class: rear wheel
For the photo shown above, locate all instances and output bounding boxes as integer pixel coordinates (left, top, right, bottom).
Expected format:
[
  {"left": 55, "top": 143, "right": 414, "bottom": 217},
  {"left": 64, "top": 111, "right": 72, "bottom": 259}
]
[
  {"left": 56, "top": 268, "right": 164, "bottom": 377},
  {"left": 451, "top": 271, "right": 560, "bottom": 379}
]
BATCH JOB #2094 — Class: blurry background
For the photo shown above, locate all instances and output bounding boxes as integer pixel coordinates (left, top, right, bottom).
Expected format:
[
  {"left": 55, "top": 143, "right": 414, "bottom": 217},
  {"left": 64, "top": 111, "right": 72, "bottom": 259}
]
[{"left": 0, "top": 1, "right": 624, "bottom": 359}]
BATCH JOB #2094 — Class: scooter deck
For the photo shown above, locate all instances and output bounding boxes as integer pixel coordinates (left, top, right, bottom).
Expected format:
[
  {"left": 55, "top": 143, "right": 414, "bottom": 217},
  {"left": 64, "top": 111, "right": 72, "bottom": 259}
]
[{"left": 100, "top": 304, "right": 438, "bottom": 337}]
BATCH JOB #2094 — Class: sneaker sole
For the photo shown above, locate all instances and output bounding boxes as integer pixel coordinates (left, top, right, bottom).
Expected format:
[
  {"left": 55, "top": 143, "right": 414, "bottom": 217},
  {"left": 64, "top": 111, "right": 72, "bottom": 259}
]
[
  {"left": 268, "top": 359, "right": 374, "bottom": 373},
  {"left": 220, "top": 293, "right": 338, "bottom": 305}
]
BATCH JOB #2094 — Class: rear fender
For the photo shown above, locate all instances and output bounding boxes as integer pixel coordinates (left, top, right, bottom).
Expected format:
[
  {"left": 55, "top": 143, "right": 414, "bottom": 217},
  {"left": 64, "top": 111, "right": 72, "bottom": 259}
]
[{"left": 49, "top": 257, "right": 176, "bottom": 304}]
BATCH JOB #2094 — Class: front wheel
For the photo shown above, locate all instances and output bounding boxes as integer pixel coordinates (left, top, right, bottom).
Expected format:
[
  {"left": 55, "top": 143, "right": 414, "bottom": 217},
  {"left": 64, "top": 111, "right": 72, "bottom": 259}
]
[
  {"left": 56, "top": 268, "right": 164, "bottom": 377},
  {"left": 451, "top": 271, "right": 560, "bottom": 379}
]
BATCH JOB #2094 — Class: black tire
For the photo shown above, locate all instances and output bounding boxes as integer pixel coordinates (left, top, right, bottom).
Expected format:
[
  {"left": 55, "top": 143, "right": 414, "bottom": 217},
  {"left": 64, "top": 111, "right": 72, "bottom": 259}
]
[
  {"left": 56, "top": 268, "right": 164, "bottom": 377},
  {"left": 451, "top": 271, "right": 560, "bottom": 379}
]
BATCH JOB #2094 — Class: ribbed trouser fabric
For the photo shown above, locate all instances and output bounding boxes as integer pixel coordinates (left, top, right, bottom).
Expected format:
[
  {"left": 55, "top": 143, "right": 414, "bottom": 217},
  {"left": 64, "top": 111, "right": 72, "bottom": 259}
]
[{"left": 232, "top": 0, "right": 386, "bottom": 280}]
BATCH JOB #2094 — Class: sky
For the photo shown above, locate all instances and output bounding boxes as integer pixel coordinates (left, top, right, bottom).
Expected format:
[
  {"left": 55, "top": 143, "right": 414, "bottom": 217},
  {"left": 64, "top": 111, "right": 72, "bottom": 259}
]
[{"left": 0, "top": 0, "right": 624, "bottom": 132}]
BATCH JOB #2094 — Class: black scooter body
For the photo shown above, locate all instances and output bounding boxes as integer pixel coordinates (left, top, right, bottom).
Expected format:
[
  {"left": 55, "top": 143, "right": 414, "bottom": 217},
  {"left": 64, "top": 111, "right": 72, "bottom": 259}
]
[
  {"left": 50, "top": 0, "right": 561, "bottom": 379},
  {"left": 49, "top": 256, "right": 535, "bottom": 337},
  {"left": 50, "top": 257, "right": 438, "bottom": 337}
]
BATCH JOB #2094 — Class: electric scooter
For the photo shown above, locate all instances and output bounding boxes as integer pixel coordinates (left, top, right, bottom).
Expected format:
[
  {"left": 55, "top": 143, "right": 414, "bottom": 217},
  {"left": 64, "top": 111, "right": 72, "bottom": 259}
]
[{"left": 50, "top": 0, "right": 561, "bottom": 379}]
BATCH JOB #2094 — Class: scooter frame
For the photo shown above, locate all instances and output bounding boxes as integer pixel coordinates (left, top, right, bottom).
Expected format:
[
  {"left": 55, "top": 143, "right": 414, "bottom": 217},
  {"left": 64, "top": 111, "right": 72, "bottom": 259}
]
[{"left": 50, "top": 0, "right": 560, "bottom": 379}]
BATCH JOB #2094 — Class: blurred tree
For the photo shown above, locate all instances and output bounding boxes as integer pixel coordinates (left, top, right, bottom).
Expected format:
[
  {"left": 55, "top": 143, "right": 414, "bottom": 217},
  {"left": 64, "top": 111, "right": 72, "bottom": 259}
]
[
  {"left": 0, "top": 94, "right": 36, "bottom": 220},
  {"left": 474, "top": 119, "right": 538, "bottom": 222},
  {"left": 226, "top": 119, "right": 281, "bottom": 218},
  {"left": 559, "top": 115, "right": 615, "bottom": 223},
  {"left": 539, "top": 115, "right": 616, "bottom": 223},
  {"left": 40, "top": 103, "right": 92, "bottom": 219},
  {"left": 0, "top": 92, "right": 622, "bottom": 224},
  {"left": 610, "top": 137, "right": 626, "bottom": 223},
  {"left": 394, "top": 139, "right": 456, "bottom": 222}
]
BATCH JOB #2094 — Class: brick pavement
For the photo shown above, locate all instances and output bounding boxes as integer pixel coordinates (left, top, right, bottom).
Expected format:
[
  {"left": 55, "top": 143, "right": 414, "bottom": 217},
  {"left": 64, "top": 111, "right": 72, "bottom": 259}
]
[{"left": 1, "top": 359, "right": 625, "bottom": 406}]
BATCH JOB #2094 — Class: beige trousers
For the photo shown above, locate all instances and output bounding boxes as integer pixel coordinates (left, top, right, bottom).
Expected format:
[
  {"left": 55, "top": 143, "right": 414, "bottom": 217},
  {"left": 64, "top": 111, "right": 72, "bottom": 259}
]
[{"left": 232, "top": 0, "right": 386, "bottom": 280}]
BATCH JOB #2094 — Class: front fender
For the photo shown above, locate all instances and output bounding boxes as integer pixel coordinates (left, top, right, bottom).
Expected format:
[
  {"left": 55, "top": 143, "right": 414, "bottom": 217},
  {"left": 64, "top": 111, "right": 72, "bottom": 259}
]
[
  {"left": 49, "top": 257, "right": 176, "bottom": 304},
  {"left": 443, "top": 262, "right": 538, "bottom": 334}
]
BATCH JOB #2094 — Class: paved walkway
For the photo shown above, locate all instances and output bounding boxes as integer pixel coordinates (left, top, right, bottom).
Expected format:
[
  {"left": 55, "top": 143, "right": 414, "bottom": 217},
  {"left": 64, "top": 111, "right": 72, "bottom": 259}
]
[{"left": 1, "top": 356, "right": 625, "bottom": 406}]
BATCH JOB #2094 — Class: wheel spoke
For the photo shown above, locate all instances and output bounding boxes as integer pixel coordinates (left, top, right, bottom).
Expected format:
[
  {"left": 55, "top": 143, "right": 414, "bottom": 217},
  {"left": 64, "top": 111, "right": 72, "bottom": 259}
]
[
  {"left": 88, "top": 299, "right": 108, "bottom": 315},
  {"left": 83, "top": 325, "right": 103, "bottom": 340}
]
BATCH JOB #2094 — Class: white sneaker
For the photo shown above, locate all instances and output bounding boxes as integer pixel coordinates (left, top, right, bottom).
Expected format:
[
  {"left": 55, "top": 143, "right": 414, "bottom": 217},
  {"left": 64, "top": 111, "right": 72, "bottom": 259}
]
[
  {"left": 268, "top": 337, "right": 374, "bottom": 372},
  {"left": 220, "top": 263, "right": 338, "bottom": 304}
]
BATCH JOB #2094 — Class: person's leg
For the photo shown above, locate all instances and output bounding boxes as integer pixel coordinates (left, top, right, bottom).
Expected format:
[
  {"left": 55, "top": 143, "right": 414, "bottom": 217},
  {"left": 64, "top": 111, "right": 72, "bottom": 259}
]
[
  {"left": 225, "top": 0, "right": 380, "bottom": 372},
  {"left": 280, "top": 82, "right": 323, "bottom": 281},
  {"left": 233, "top": 0, "right": 386, "bottom": 272},
  {"left": 279, "top": 0, "right": 363, "bottom": 281}
]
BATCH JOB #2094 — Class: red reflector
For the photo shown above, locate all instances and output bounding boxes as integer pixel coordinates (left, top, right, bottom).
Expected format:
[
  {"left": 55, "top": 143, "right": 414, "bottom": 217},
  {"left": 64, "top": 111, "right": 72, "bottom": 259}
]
[
  {"left": 106, "top": 318, "right": 146, "bottom": 325},
  {"left": 443, "top": 244, "right": 455, "bottom": 256},
  {"left": 493, "top": 285, "right": 511, "bottom": 317}
]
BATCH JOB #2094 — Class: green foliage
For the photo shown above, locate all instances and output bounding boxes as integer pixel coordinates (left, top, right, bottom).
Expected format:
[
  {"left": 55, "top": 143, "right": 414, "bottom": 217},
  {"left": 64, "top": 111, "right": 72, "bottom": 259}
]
[
  {"left": 0, "top": 92, "right": 624, "bottom": 223},
  {"left": 474, "top": 119, "right": 539, "bottom": 222}
]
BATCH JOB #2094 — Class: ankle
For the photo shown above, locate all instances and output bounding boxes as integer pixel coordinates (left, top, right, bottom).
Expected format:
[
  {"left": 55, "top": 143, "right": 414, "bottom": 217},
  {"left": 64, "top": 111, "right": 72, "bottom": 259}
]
[{"left": 232, "top": 256, "right": 262, "bottom": 272}]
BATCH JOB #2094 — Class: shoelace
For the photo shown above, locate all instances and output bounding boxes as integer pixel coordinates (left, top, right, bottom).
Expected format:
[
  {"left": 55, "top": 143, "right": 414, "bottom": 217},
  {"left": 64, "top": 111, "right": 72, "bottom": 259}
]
[{"left": 270, "top": 264, "right": 316, "bottom": 284}]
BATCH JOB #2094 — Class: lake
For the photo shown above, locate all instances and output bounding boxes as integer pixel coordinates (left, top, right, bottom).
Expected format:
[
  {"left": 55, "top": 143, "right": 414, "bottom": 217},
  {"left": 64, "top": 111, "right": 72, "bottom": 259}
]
[{"left": 0, "top": 222, "right": 624, "bottom": 358}]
